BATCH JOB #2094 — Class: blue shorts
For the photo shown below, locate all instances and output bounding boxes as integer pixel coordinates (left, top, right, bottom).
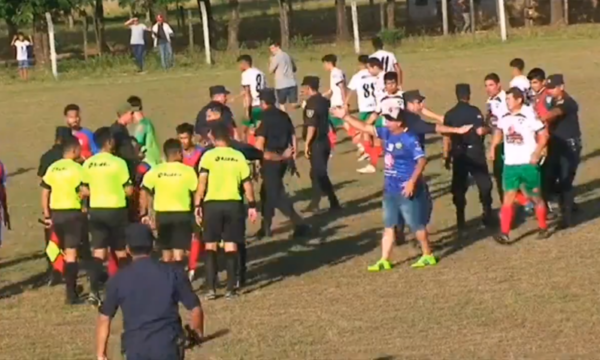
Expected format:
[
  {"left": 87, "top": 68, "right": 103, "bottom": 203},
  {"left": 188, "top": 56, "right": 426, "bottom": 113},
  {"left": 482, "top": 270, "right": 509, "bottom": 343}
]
[
  {"left": 276, "top": 86, "right": 298, "bottom": 104},
  {"left": 18, "top": 60, "right": 29, "bottom": 69},
  {"left": 382, "top": 184, "right": 428, "bottom": 232}
]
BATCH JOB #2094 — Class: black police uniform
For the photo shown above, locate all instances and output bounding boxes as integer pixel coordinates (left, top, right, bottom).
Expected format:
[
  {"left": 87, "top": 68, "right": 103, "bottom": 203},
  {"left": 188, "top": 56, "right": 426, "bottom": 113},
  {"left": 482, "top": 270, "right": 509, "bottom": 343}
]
[
  {"left": 194, "top": 85, "right": 237, "bottom": 139},
  {"left": 100, "top": 224, "right": 201, "bottom": 360},
  {"left": 301, "top": 76, "right": 340, "bottom": 211},
  {"left": 443, "top": 84, "right": 493, "bottom": 227},
  {"left": 544, "top": 74, "right": 582, "bottom": 227},
  {"left": 110, "top": 121, "right": 139, "bottom": 177}
]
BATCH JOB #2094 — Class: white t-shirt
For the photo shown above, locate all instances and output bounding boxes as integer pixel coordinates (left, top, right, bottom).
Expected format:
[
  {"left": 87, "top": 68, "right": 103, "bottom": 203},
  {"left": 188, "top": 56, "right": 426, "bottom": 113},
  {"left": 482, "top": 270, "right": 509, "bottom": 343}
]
[
  {"left": 370, "top": 50, "right": 398, "bottom": 73},
  {"left": 376, "top": 90, "right": 404, "bottom": 116},
  {"left": 486, "top": 90, "right": 508, "bottom": 127},
  {"left": 14, "top": 40, "right": 30, "bottom": 61},
  {"left": 497, "top": 111, "right": 545, "bottom": 165},
  {"left": 347, "top": 69, "right": 376, "bottom": 113},
  {"left": 130, "top": 24, "right": 147, "bottom": 45},
  {"left": 329, "top": 67, "right": 346, "bottom": 107},
  {"left": 241, "top": 67, "right": 267, "bottom": 107}
]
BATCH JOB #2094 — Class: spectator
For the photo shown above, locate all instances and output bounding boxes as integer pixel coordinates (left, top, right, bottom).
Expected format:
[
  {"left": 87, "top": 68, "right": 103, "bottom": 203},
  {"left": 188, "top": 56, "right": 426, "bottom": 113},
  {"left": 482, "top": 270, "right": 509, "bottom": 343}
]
[
  {"left": 11, "top": 32, "right": 32, "bottom": 81},
  {"left": 458, "top": 0, "right": 471, "bottom": 33},
  {"left": 152, "top": 15, "right": 174, "bottom": 70},
  {"left": 124, "top": 17, "right": 149, "bottom": 72},
  {"left": 268, "top": 41, "right": 298, "bottom": 112}
]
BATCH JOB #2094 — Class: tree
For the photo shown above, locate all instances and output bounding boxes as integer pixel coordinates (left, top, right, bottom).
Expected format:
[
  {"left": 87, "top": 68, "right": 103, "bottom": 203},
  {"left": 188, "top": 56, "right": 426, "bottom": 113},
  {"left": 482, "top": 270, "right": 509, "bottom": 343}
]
[
  {"left": 550, "top": 0, "right": 564, "bottom": 24},
  {"left": 93, "top": 0, "right": 110, "bottom": 54},
  {"left": 278, "top": 0, "right": 290, "bottom": 48},
  {"left": 335, "top": 0, "right": 350, "bottom": 42},
  {"left": 386, "top": 0, "right": 395, "bottom": 29},
  {"left": 227, "top": 0, "right": 240, "bottom": 50}
]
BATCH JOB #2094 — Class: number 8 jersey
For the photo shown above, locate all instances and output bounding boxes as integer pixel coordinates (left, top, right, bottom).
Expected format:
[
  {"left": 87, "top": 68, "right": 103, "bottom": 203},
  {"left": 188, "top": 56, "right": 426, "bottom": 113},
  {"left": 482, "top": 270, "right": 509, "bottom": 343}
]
[
  {"left": 348, "top": 68, "right": 377, "bottom": 113},
  {"left": 241, "top": 67, "right": 267, "bottom": 107}
]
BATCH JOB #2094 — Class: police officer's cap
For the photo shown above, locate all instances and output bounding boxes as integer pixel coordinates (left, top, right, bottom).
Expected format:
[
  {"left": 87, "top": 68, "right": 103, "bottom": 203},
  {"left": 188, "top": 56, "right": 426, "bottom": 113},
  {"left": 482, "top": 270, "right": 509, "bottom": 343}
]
[
  {"left": 455, "top": 83, "right": 471, "bottom": 98},
  {"left": 403, "top": 90, "right": 425, "bottom": 103},
  {"left": 209, "top": 85, "right": 231, "bottom": 97},
  {"left": 125, "top": 223, "right": 154, "bottom": 248},
  {"left": 259, "top": 88, "right": 277, "bottom": 104},
  {"left": 301, "top": 76, "right": 320, "bottom": 89},
  {"left": 55, "top": 126, "right": 72, "bottom": 141},
  {"left": 546, "top": 74, "right": 564, "bottom": 89}
]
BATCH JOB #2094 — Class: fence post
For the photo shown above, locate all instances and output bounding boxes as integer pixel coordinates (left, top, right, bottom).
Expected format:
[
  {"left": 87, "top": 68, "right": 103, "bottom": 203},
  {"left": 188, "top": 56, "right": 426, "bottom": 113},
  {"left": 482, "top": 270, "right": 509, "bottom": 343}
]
[
  {"left": 564, "top": 0, "right": 569, "bottom": 24},
  {"left": 200, "top": 0, "right": 212, "bottom": 65},
  {"left": 351, "top": 0, "right": 360, "bottom": 54},
  {"left": 498, "top": 0, "right": 507, "bottom": 41},
  {"left": 442, "top": 0, "right": 449, "bottom": 35},
  {"left": 82, "top": 11, "right": 88, "bottom": 60},
  {"left": 187, "top": 9, "right": 194, "bottom": 53},
  {"left": 469, "top": 0, "right": 475, "bottom": 34},
  {"left": 45, "top": 12, "right": 58, "bottom": 79},
  {"left": 380, "top": 2, "right": 385, "bottom": 31}
]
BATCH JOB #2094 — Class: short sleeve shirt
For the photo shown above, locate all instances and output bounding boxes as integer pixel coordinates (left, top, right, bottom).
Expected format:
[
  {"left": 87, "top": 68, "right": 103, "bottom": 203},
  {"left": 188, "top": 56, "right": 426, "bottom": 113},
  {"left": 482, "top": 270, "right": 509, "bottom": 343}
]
[
  {"left": 497, "top": 111, "right": 545, "bottom": 165},
  {"left": 443, "top": 102, "right": 485, "bottom": 153},
  {"left": 83, "top": 152, "right": 131, "bottom": 208},
  {"left": 255, "top": 107, "right": 295, "bottom": 153},
  {"left": 41, "top": 159, "right": 84, "bottom": 210},
  {"left": 129, "top": 24, "right": 147, "bottom": 45},
  {"left": 199, "top": 147, "right": 251, "bottom": 202},
  {"left": 510, "top": 75, "right": 532, "bottom": 102},
  {"left": 370, "top": 50, "right": 398, "bottom": 73},
  {"left": 486, "top": 90, "right": 508, "bottom": 127},
  {"left": 38, "top": 145, "right": 63, "bottom": 177},
  {"left": 329, "top": 67, "right": 346, "bottom": 107},
  {"left": 303, "top": 94, "right": 331, "bottom": 142},
  {"left": 14, "top": 40, "right": 30, "bottom": 61},
  {"left": 348, "top": 69, "right": 377, "bottom": 113},
  {"left": 241, "top": 67, "right": 267, "bottom": 107},
  {"left": 549, "top": 96, "right": 581, "bottom": 141},
  {"left": 195, "top": 102, "right": 236, "bottom": 137},
  {"left": 142, "top": 162, "right": 198, "bottom": 212},
  {"left": 376, "top": 128, "right": 425, "bottom": 194}
]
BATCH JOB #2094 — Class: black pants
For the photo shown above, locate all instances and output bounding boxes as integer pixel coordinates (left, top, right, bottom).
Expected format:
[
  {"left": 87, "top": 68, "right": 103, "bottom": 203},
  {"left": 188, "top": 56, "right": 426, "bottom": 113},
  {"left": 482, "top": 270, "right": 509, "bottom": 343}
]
[
  {"left": 260, "top": 160, "right": 301, "bottom": 229},
  {"left": 546, "top": 138, "right": 582, "bottom": 221},
  {"left": 492, "top": 143, "right": 504, "bottom": 203},
  {"left": 451, "top": 152, "right": 493, "bottom": 214},
  {"left": 308, "top": 141, "right": 339, "bottom": 208}
]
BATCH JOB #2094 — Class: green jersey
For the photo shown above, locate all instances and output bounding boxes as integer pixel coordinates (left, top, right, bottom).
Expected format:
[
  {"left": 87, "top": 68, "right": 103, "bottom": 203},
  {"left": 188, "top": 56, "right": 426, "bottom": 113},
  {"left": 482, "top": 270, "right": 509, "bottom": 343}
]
[{"left": 134, "top": 118, "right": 161, "bottom": 167}]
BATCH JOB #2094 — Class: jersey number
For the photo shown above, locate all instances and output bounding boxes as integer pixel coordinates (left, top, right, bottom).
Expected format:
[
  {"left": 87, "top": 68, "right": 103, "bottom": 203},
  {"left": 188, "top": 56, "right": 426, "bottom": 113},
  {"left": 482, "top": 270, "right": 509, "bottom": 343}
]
[
  {"left": 255, "top": 74, "right": 263, "bottom": 92},
  {"left": 362, "top": 83, "right": 376, "bottom": 98},
  {"left": 381, "top": 57, "right": 390, "bottom": 71}
]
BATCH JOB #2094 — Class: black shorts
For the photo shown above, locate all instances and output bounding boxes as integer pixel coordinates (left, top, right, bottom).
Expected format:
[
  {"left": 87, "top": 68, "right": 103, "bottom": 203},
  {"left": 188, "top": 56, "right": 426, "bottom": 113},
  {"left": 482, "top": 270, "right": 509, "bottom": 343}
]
[
  {"left": 203, "top": 201, "right": 245, "bottom": 244},
  {"left": 89, "top": 208, "right": 129, "bottom": 251},
  {"left": 51, "top": 210, "right": 86, "bottom": 249},
  {"left": 155, "top": 211, "right": 193, "bottom": 251}
]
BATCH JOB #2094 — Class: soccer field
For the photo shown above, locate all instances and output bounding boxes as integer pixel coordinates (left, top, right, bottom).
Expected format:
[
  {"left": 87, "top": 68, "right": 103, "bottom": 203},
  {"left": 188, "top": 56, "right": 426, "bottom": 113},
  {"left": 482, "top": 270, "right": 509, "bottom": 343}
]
[{"left": 1, "top": 36, "right": 600, "bottom": 360}]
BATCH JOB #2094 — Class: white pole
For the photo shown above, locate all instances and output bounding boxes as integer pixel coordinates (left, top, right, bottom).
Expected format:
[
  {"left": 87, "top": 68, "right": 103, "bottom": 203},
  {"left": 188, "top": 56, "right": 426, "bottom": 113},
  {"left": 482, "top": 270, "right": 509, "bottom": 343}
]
[
  {"left": 351, "top": 0, "right": 360, "bottom": 54},
  {"left": 441, "top": 0, "right": 448, "bottom": 36},
  {"left": 498, "top": 0, "right": 507, "bottom": 41},
  {"left": 200, "top": 1, "right": 211, "bottom": 65},
  {"left": 45, "top": 12, "right": 58, "bottom": 79}
]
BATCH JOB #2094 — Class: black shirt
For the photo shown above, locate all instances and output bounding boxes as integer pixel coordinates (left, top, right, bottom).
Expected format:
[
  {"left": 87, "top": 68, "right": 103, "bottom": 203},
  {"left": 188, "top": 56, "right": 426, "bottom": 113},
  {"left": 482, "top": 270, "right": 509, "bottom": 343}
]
[
  {"left": 195, "top": 101, "right": 236, "bottom": 137},
  {"left": 38, "top": 145, "right": 63, "bottom": 177},
  {"left": 443, "top": 101, "right": 485, "bottom": 156},
  {"left": 110, "top": 122, "right": 138, "bottom": 175},
  {"left": 550, "top": 96, "right": 581, "bottom": 141},
  {"left": 99, "top": 257, "right": 200, "bottom": 358},
  {"left": 303, "top": 94, "right": 330, "bottom": 144},
  {"left": 401, "top": 110, "right": 436, "bottom": 148},
  {"left": 255, "top": 106, "right": 295, "bottom": 153}
]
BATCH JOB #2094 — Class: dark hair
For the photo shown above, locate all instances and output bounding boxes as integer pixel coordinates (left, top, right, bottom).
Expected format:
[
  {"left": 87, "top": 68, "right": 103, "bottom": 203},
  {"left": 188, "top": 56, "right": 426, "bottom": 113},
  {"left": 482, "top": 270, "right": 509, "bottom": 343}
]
[
  {"left": 506, "top": 87, "right": 524, "bottom": 101},
  {"left": 176, "top": 123, "right": 195, "bottom": 136},
  {"left": 321, "top": 54, "right": 337, "bottom": 65},
  {"left": 17, "top": 32, "right": 24, "bottom": 37},
  {"left": 509, "top": 58, "right": 525, "bottom": 71},
  {"left": 527, "top": 67, "right": 546, "bottom": 81},
  {"left": 63, "top": 104, "right": 80, "bottom": 115},
  {"left": 371, "top": 36, "right": 384, "bottom": 50},
  {"left": 367, "top": 57, "right": 382, "bottom": 69},
  {"left": 270, "top": 41, "right": 281, "bottom": 47},
  {"left": 129, "top": 246, "right": 152, "bottom": 256},
  {"left": 127, "top": 96, "right": 143, "bottom": 110},
  {"left": 62, "top": 136, "right": 81, "bottom": 154},
  {"left": 94, "top": 127, "right": 114, "bottom": 149},
  {"left": 210, "top": 122, "right": 231, "bottom": 141},
  {"left": 484, "top": 73, "right": 501, "bottom": 84},
  {"left": 163, "top": 138, "right": 182, "bottom": 157},
  {"left": 237, "top": 54, "right": 253, "bottom": 65},
  {"left": 358, "top": 55, "right": 369, "bottom": 64},
  {"left": 383, "top": 71, "right": 398, "bottom": 82}
]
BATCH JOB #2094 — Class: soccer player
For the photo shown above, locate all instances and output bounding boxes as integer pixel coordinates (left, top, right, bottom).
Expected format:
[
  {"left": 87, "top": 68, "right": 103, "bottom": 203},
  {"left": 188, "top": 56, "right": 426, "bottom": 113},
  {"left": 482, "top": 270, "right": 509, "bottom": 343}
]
[
  {"left": 238, "top": 54, "right": 267, "bottom": 144},
  {"left": 0, "top": 160, "right": 9, "bottom": 248},
  {"left": 128, "top": 96, "right": 161, "bottom": 167},
  {"left": 64, "top": 104, "right": 98, "bottom": 160},
  {"left": 322, "top": 54, "right": 348, "bottom": 129},
  {"left": 489, "top": 87, "right": 550, "bottom": 244},
  {"left": 40, "top": 137, "right": 86, "bottom": 304},
  {"left": 83, "top": 127, "right": 134, "bottom": 306},
  {"left": 346, "top": 55, "right": 377, "bottom": 157},
  {"left": 509, "top": 58, "right": 531, "bottom": 98},
  {"left": 370, "top": 36, "right": 402, "bottom": 86}
]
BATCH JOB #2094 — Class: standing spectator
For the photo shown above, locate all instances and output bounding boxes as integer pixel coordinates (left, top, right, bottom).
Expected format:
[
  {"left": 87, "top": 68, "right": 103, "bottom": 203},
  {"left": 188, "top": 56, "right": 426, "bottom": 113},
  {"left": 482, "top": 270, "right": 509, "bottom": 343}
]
[
  {"left": 458, "top": 0, "right": 471, "bottom": 33},
  {"left": 152, "top": 15, "right": 174, "bottom": 70},
  {"left": 11, "top": 32, "right": 32, "bottom": 81},
  {"left": 125, "top": 17, "right": 149, "bottom": 72},
  {"left": 268, "top": 41, "right": 298, "bottom": 112}
]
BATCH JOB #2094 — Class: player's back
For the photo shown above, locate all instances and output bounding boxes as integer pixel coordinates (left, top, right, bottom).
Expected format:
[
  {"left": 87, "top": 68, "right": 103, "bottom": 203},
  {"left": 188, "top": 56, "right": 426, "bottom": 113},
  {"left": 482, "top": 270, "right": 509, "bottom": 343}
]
[{"left": 370, "top": 50, "right": 397, "bottom": 73}]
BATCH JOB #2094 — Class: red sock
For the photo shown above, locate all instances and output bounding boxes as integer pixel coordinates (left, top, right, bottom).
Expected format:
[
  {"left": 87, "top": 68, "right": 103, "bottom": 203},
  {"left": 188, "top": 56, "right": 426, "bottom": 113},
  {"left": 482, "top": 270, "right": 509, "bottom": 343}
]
[
  {"left": 500, "top": 205, "right": 514, "bottom": 234},
  {"left": 328, "top": 130, "right": 337, "bottom": 149},
  {"left": 535, "top": 204, "right": 548, "bottom": 230},
  {"left": 188, "top": 234, "right": 202, "bottom": 271},
  {"left": 107, "top": 251, "right": 119, "bottom": 277},
  {"left": 515, "top": 192, "right": 528, "bottom": 206},
  {"left": 369, "top": 145, "right": 382, "bottom": 166}
]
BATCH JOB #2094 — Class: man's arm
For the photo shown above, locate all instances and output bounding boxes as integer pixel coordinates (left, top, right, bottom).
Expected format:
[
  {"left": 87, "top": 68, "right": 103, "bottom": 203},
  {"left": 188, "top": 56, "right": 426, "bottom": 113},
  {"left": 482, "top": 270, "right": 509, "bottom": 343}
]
[
  {"left": 488, "top": 128, "right": 504, "bottom": 160},
  {"left": 533, "top": 127, "right": 549, "bottom": 161},
  {"left": 339, "top": 81, "right": 348, "bottom": 108},
  {"left": 124, "top": 18, "right": 135, "bottom": 26},
  {"left": 421, "top": 107, "right": 444, "bottom": 123},
  {"left": 269, "top": 54, "right": 279, "bottom": 74},
  {"left": 242, "top": 179, "right": 255, "bottom": 204},
  {"left": 96, "top": 314, "right": 111, "bottom": 360},
  {"left": 174, "top": 268, "right": 204, "bottom": 337},
  {"left": 331, "top": 107, "right": 377, "bottom": 136}
]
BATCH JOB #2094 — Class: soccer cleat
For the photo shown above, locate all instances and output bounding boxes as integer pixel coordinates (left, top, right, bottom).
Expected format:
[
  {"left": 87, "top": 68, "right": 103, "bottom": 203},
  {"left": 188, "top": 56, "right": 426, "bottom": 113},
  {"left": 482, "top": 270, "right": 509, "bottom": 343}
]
[
  {"left": 367, "top": 259, "right": 393, "bottom": 272},
  {"left": 536, "top": 228, "right": 551, "bottom": 240},
  {"left": 225, "top": 290, "right": 238, "bottom": 300},
  {"left": 357, "top": 164, "right": 376, "bottom": 174},
  {"left": 493, "top": 233, "right": 510, "bottom": 245},
  {"left": 357, "top": 153, "right": 370, "bottom": 162},
  {"left": 87, "top": 292, "right": 102, "bottom": 308},
  {"left": 410, "top": 254, "right": 437, "bottom": 268},
  {"left": 293, "top": 224, "right": 311, "bottom": 239},
  {"left": 205, "top": 290, "right": 217, "bottom": 301}
]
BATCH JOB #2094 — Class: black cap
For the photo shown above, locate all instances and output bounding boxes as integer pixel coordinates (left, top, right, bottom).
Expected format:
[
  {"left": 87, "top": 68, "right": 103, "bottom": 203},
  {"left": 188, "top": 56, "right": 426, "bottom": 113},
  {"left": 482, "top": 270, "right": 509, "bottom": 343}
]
[
  {"left": 301, "top": 76, "right": 320, "bottom": 89},
  {"left": 125, "top": 223, "right": 154, "bottom": 248},
  {"left": 209, "top": 85, "right": 230, "bottom": 97},
  {"left": 455, "top": 83, "right": 471, "bottom": 98},
  {"left": 546, "top": 74, "right": 564, "bottom": 89},
  {"left": 259, "top": 88, "right": 277, "bottom": 104},
  {"left": 55, "top": 126, "right": 73, "bottom": 141},
  {"left": 404, "top": 90, "right": 425, "bottom": 103}
]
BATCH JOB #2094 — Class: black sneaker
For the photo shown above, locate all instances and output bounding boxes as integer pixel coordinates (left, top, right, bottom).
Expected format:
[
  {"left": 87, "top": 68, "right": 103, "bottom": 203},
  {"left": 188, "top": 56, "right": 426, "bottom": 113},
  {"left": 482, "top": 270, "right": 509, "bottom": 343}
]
[
  {"left": 536, "top": 228, "right": 551, "bottom": 240},
  {"left": 254, "top": 227, "right": 272, "bottom": 241},
  {"left": 225, "top": 290, "right": 238, "bottom": 299},
  {"left": 65, "top": 291, "right": 82, "bottom": 305},
  {"left": 493, "top": 233, "right": 510, "bottom": 245},
  {"left": 328, "top": 203, "right": 342, "bottom": 213},
  {"left": 555, "top": 219, "right": 572, "bottom": 231},
  {"left": 87, "top": 292, "right": 102, "bottom": 308},
  {"left": 205, "top": 290, "right": 217, "bottom": 301}
]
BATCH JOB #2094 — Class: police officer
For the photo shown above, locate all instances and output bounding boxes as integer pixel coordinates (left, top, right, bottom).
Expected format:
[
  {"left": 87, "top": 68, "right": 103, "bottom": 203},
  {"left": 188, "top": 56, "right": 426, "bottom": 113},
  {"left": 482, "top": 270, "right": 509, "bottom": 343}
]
[
  {"left": 254, "top": 88, "right": 310, "bottom": 239},
  {"left": 96, "top": 223, "right": 204, "bottom": 360},
  {"left": 541, "top": 74, "right": 582, "bottom": 229},
  {"left": 301, "top": 76, "right": 341, "bottom": 212},
  {"left": 443, "top": 84, "right": 494, "bottom": 228},
  {"left": 195, "top": 85, "right": 239, "bottom": 143}
]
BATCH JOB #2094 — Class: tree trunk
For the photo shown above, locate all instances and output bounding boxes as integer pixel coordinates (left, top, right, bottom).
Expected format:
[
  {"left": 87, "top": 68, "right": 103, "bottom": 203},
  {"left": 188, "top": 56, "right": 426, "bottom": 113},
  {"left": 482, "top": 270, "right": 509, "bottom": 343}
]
[
  {"left": 227, "top": 0, "right": 240, "bottom": 50},
  {"left": 550, "top": 0, "right": 564, "bottom": 24},
  {"left": 197, "top": 0, "right": 216, "bottom": 44},
  {"left": 386, "top": 0, "right": 395, "bottom": 29},
  {"left": 68, "top": 13, "right": 74, "bottom": 29},
  {"left": 278, "top": 0, "right": 290, "bottom": 48},
  {"left": 369, "top": 0, "right": 376, "bottom": 23},
  {"left": 93, "top": 0, "right": 110, "bottom": 54},
  {"left": 287, "top": 0, "right": 294, "bottom": 33},
  {"left": 32, "top": 16, "right": 49, "bottom": 67},
  {"left": 81, "top": 10, "right": 89, "bottom": 60},
  {"left": 336, "top": 0, "right": 350, "bottom": 42},
  {"left": 146, "top": 0, "right": 155, "bottom": 21}
]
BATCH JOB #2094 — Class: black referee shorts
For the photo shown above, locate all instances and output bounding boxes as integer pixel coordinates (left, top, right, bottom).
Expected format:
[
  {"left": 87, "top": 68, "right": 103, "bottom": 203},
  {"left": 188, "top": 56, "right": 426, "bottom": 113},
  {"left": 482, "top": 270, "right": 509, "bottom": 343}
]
[
  {"left": 203, "top": 201, "right": 245, "bottom": 244},
  {"left": 155, "top": 211, "right": 194, "bottom": 251},
  {"left": 89, "top": 208, "right": 129, "bottom": 251},
  {"left": 51, "top": 210, "right": 86, "bottom": 249}
]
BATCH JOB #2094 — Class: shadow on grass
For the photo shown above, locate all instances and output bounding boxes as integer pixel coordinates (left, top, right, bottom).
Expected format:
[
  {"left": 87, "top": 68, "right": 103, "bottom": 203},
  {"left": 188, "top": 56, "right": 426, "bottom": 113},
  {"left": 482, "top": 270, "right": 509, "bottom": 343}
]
[
  {"left": 0, "top": 253, "right": 45, "bottom": 271},
  {"left": 0, "top": 271, "right": 47, "bottom": 299},
  {"left": 7, "top": 167, "right": 35, "bottom": 178}
]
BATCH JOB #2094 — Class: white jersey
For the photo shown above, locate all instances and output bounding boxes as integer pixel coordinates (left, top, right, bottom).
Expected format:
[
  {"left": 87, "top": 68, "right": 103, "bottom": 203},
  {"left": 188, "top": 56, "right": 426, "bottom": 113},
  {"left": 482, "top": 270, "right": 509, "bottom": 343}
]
[
  {"left": 347, "top": 69, "right": 376, "bottom": 113},
  {"left": 497, "top": 111, "right": 545, "bottom": 166},
  {"left": 370, "top": 50, "right": 398, "bottom": 73},
  {"left": 376, "top": 90, "right": 404, "bottom": 117},
  {"left": 14, "top": 40, "right": 30, "bottom": 61},
  {"left": 329, "top": 67, "right": 346, "bottom": 107},
  {"left": 241, "top": 67, "right": 267, "bottom": 107},
  {"left": 486, "top": 90, "right": 508, "bottom": 127},
  {"left": 510, "top": 75, "right": 533, "bottom": 104}
]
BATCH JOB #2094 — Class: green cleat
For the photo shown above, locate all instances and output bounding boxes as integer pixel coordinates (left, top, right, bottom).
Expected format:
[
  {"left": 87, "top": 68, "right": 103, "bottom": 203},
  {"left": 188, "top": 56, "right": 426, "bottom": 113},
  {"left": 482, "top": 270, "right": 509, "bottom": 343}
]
[
  {"left": 410, "top": 254, "right": 437, "bottom": 268},
  {"left": 367, "top": 259, "right": 393, "bottom": 272}
]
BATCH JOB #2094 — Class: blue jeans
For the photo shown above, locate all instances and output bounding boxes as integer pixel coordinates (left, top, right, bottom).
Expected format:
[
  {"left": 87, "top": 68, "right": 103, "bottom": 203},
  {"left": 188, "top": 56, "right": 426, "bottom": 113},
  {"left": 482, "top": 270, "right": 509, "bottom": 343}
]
[
  {"left": 382, "top": 183, "right": 428, "bottom": 232},
  {"left": 131, "top": 44, "right": 145, "bottom": 70},
  {"left": 157, "top": 42, "right": 173, "bottom": 69}
]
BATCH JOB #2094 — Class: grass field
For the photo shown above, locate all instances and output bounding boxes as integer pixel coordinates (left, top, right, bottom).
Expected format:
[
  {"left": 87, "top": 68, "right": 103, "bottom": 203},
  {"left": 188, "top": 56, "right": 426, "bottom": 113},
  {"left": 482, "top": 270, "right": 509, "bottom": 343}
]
[{"left": 1, "top": 33, "right": 600, "bottom": 360}]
